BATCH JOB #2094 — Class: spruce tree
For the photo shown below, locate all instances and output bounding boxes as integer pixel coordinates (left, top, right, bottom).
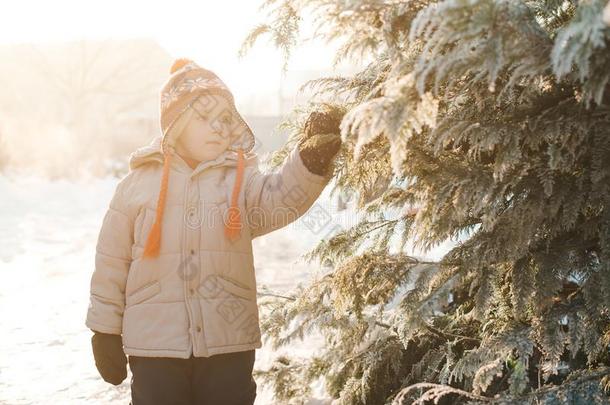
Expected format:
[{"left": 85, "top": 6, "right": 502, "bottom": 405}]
[{"left": 240, "top": 0, "right": 610, "bottom": 403}]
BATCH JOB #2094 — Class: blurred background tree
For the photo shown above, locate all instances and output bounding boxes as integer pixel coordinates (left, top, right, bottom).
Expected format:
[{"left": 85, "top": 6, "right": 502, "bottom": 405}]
[{"left": 241, "top": 0, "right": 610, "bottom": 403}]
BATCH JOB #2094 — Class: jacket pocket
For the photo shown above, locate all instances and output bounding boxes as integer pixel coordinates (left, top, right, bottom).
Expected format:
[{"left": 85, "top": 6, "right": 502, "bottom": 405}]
[
  {"left": 198, "top": 274, "right": 256, "bottom": 300},
  {"left": 197, "top": 274, "right": 261, "bottom": 348},
  {"left": 126, "top": 280, "right": 161, "bottom": 307}
]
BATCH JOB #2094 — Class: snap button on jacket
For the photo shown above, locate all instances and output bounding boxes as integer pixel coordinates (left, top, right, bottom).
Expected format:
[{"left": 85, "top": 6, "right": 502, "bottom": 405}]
[{"left": 85, "top": 135, "right": 332, "bottom": 358}]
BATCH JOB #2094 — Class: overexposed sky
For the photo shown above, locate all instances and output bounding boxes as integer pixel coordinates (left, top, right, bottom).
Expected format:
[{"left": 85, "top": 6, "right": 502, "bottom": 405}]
[{"left": 0, "top": 0, "right": 349, "bottom": 104}]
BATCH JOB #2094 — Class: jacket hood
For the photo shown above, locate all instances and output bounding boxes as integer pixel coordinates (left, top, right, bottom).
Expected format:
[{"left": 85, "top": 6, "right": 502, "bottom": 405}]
[{"left": 128, "top": 134, "right": 259, "bottom": 175}]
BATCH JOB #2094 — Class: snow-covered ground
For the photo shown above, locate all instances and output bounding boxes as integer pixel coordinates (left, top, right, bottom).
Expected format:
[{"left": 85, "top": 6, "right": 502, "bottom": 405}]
[{"left": 0, "top": 172, "right": 453, "bottom": 404}]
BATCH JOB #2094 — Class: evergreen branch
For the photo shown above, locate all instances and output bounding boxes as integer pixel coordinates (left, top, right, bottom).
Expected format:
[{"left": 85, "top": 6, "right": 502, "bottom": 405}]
[
  {"left": 245, "top": 0, "right": 610, "bottom": 403},
  {"left": 392, "top": 382, "right": 493, "bottom": 404},
  {"left": 512, "top": 367, "right": 610, "bottom": 403},
  {"left": 422, "top": 320, "right": 481, "bottom": 344}
]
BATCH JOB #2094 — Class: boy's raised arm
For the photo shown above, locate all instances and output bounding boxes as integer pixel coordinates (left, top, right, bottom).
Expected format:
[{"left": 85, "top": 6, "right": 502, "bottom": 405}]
[
  {"left": 85, "top": 173, "right": 136, "bottom": 335},
  {"left": 244, "top": 109, "right": 343, "bottom": 239}
]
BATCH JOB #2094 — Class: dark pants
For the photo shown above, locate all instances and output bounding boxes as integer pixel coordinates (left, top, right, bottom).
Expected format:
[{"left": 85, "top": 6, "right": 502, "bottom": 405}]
[{"left": 128, "top": 350, "right": 257, "bottom": 405}]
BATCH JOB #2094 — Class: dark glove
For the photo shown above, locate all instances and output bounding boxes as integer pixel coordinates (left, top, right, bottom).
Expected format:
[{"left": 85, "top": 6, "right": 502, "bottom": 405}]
[
  {"left": 91, "top": 330, "right": 127, "bottom": 385},
  {"left": 298, "top": 108, "right": 343, "bottom": 176}
]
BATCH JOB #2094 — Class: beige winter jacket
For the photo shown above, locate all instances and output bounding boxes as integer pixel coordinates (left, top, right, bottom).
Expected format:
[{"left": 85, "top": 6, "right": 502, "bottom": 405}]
[{"left": 85, "top": 134, "right": 332, "bottom": 358}]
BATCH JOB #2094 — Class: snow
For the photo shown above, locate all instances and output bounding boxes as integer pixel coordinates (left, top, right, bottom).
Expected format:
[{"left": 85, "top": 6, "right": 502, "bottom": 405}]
[{"left": 0, "top": 173, "right": 453, "bottom": 404}]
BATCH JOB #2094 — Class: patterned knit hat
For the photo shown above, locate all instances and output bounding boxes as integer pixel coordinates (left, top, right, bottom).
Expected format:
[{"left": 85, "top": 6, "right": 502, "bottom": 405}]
[{"left": 143, "top": 58, "right": 256, "bottom": 259}]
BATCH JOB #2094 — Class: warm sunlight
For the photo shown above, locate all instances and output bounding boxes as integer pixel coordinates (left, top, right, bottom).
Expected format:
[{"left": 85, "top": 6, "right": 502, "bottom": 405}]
[
  {"left": 0, "top": 1, "right": 359, "bottom": 178},
  {"left": 4, "top": 1, "right": 607, "bottom": 404},
  {"left": 0, "top": 0, "right": 347, "bottom": 107}
]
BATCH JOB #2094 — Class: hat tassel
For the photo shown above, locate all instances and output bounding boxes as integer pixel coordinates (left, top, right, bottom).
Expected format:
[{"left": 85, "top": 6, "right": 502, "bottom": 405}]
[
  {"left": 225, "top": 148, "right": 245, "bottom": 241},
  {"left": 143, "top": 150, "right": 172, "bottom": 258}
]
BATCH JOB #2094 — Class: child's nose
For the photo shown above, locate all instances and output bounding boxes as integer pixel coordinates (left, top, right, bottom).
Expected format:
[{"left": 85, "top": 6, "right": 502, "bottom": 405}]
[
  {"left": 211, "top": 120, "right": 219, "bottom": 130},
  {"left": 210, "top": 118, "right": 225, "bottom": 133}
]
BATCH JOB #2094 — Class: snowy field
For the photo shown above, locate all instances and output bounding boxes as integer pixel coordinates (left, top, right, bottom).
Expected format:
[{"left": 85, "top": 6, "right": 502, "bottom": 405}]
[{"left": 0, "top": 172, "right": 453, "bottom": 404}]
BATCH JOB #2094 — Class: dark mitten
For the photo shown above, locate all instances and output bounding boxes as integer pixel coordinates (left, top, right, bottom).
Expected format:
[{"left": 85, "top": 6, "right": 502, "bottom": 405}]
[
  {"left": 91, "top": 330, "right": 127, "bottom": 385},
  {"left": 298, "top": 108, "right": 343, "bottom": 176}
]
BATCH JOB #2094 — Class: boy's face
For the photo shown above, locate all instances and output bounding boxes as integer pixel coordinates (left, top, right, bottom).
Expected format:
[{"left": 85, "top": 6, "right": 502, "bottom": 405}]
[{"left": 175, "top": 94, "right": 237, "bottom": 163}]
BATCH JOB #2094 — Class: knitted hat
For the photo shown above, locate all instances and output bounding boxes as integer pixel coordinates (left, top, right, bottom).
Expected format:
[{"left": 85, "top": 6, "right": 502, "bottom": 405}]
[{"left": 143, "top": 58, "right": 256, "bottom": 259}]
